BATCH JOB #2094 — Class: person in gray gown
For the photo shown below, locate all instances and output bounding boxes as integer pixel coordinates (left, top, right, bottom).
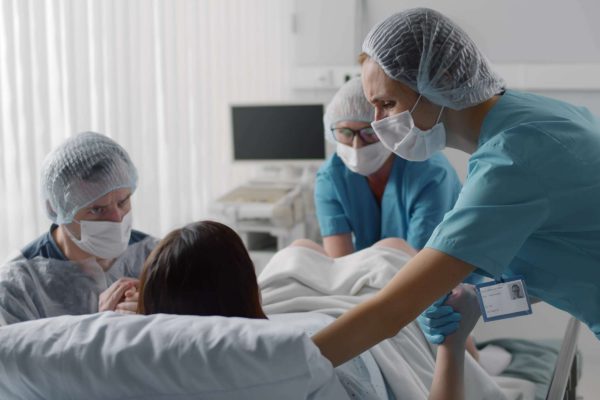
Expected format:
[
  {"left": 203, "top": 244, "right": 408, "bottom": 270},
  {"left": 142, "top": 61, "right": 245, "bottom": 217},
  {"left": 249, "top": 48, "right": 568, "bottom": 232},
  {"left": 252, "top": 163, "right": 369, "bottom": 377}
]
[{"left": 0, "top": 132, "right": 157, "bottom": 325}]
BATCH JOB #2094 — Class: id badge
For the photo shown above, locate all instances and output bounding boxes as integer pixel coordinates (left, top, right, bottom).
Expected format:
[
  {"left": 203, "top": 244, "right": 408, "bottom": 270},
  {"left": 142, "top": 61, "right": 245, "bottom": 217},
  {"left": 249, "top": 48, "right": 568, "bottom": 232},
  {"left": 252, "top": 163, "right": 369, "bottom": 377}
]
[{"left": 475, "top": 276, "right": 532, "bottom": 322}]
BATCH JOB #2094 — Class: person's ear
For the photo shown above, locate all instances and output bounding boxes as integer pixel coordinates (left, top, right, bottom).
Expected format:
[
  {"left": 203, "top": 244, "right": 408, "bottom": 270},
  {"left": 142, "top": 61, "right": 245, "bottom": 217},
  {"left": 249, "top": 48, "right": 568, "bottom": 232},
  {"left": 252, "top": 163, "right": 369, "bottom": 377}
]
[{"left": 45, "top": 200, "right": 58, "bottom": 220}]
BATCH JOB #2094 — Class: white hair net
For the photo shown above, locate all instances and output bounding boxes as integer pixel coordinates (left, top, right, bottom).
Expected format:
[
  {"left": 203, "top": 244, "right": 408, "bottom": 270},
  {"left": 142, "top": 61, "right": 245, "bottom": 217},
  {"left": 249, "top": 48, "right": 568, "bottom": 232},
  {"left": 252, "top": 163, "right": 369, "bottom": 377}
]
[
  {"left": 323, "top": 76, "right": 374, "bottom": 143},
  {"left": 41, "top": 132, "right": 138, "bottom": 224},
  {"left": 362, "top": 8, "right": 505, "bottom": 110}
]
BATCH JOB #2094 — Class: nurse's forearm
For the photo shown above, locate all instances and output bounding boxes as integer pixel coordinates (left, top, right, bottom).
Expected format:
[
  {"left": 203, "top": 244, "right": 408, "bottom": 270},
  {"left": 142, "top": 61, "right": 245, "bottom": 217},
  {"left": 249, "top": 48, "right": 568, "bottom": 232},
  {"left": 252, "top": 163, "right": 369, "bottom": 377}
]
[
  {"left": 312, "top": 248, "right": 475, "bottom": 366},
  {"left": 322, "top": 234, "right": 354, "bottom": 258},
  {"left": 311, "top": 295, "right": 398, "bottom": 366}
]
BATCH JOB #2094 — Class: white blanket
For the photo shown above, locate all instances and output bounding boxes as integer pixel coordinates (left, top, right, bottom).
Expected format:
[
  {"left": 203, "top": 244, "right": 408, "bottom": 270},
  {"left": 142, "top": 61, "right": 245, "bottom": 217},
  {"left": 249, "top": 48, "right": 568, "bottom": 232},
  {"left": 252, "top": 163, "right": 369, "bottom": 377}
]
[
  {"left": 259, "top": 246, "right": 508, "bottom": 400},
  {"left": 0, "top": 312, "right": 349, "bottom": 400}
]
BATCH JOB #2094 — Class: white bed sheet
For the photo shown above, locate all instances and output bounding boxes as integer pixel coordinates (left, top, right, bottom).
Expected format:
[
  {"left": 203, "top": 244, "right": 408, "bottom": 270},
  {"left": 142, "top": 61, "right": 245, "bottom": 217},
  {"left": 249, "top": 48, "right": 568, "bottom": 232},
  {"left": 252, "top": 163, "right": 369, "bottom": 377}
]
[{"left": 259, "top": 246, "right": 509, "bottom": 400}]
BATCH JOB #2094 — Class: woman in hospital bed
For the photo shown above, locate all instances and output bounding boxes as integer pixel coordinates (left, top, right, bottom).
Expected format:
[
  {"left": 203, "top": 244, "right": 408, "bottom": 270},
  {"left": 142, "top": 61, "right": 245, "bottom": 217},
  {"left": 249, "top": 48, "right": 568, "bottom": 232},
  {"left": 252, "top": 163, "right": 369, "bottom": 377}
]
[{"left": 110, "top": 220, "right": 507, "bottom": 400}]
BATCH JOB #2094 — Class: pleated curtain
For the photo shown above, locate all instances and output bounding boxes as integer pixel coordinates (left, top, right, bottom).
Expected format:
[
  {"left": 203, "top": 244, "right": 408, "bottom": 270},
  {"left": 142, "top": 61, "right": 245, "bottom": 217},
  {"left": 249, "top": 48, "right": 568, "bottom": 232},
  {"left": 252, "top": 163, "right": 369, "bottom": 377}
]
[{"left": 0, "top": 0, "right": 293, "bottom": 260}]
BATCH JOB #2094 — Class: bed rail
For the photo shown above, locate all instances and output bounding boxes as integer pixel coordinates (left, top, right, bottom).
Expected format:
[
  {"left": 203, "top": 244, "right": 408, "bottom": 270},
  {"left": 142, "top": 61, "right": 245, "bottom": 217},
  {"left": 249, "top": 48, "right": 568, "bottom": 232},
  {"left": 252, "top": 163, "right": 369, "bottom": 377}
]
[{"left": 545, "top": 317, "right": 581, "bottom": 400}]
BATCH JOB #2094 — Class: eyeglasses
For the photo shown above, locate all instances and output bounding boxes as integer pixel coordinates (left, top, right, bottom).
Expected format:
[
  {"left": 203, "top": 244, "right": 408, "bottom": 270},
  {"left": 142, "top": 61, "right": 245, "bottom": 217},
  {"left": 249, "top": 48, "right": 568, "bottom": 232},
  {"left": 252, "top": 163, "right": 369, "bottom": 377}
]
[{"left": 331, "top": 127, "right": 379, "bottom": 145}]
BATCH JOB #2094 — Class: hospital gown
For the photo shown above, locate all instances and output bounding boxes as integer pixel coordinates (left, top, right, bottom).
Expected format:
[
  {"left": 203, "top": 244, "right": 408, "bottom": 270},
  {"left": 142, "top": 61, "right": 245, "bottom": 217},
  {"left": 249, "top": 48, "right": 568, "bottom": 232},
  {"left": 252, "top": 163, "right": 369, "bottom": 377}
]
[
  {"left": 270, "top": 312, "right": 392, "bottom": 400},
  {"left": 0, "top": 225, "right": 157, "bottom": 325},
  {"left": 427, "top": 89, "right": 600, "bottom": 339},
  {"left": 315, "top": 152, "right": 461, "bottom": 250}
]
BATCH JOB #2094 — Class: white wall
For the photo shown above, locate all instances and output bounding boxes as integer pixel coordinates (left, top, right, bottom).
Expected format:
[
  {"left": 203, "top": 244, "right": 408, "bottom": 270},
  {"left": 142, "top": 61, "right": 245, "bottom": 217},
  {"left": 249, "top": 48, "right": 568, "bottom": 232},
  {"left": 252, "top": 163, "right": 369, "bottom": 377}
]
[{"left": 367, "top": 0, "right": 600, "bottom": 63}]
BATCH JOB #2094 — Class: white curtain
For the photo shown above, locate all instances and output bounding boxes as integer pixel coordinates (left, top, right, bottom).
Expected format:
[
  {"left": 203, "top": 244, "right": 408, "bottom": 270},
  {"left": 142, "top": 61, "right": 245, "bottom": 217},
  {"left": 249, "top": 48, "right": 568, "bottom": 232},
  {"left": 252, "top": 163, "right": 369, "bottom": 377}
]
[{"left": 0, "top": 0, "right": 294, "bottom": 260}]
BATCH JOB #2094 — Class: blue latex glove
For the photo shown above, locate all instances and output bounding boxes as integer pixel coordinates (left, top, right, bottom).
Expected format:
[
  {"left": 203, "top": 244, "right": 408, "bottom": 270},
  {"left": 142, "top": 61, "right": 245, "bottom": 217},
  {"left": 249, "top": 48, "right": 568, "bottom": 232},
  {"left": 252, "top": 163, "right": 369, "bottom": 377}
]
[{"left": 417, "top": 293, "right": 461, "bottom": 344}]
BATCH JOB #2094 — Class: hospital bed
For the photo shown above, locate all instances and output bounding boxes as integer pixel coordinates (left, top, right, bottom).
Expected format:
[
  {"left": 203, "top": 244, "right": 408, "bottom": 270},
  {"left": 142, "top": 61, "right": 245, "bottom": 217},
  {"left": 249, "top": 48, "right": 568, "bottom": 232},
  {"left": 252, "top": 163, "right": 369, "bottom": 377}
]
[
  {"left": 478, "top": 317, "right": 581, "bottom": 400},
  {"left": 0, "top": 312, "right": 580, "bottom": 400},
  {"left": 0, "top": 246, "right": 582, "bottom": 399},
  {"left": 257, "top": 245, "right": 582, "bottom": 400},
  {"left": 546, "top": 317, "right": 581, "bottom": 400}
]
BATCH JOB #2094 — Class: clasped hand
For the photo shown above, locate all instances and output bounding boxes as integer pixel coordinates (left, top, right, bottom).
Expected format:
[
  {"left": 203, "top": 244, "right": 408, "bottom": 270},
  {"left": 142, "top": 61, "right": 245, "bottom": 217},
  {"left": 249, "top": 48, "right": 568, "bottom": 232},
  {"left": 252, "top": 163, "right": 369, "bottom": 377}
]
[
  {"left": 98, "top": 277, "right": 140, "bottom": 314},
  {"left": 418, "top": 284, "right": 481, "bottom": 347}
]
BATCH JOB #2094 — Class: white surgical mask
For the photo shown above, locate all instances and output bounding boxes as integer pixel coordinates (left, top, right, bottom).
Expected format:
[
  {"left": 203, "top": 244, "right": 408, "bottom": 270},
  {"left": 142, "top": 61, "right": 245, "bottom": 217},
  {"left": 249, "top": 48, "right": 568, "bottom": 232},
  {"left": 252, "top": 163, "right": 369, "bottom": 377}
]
[
  {"left": 336, "top": 141, "right": 391, "bottom": 176},
  {"left": 371, "top": 96, "right": 446, "bottom": 161},
  {"left": 66, "top": 211, "right": 133, "bottom": 260}
]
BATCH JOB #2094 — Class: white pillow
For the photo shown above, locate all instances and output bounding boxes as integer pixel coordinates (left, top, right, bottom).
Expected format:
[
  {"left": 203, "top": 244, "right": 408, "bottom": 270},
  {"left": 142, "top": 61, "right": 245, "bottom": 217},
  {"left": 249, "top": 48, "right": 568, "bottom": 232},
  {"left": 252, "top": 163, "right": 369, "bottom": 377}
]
[{"left": 0, "top": 312, "right": 349, "bottom": 400}]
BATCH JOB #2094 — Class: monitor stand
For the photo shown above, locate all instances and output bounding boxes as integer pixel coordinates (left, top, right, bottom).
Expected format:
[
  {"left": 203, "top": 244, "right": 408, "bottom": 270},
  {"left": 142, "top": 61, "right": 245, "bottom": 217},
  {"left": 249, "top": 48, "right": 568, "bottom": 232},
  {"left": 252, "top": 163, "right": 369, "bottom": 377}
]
[
  {"left": 253, "top": 164, "right": 319, "bottom": 185},
  {"left": 255, "top": 165, "right": 301, "bottom": 182}
]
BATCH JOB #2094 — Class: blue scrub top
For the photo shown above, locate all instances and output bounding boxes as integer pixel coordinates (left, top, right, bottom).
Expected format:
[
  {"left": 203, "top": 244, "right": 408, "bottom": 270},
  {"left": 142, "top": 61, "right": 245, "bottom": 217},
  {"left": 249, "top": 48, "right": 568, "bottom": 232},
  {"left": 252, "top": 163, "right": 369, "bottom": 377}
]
[
  {"left": 426, "top": 90, "right": 600, "bottom": 339},
  {"left": 315, "top": 152, "right": 461, "bottom": 250}
]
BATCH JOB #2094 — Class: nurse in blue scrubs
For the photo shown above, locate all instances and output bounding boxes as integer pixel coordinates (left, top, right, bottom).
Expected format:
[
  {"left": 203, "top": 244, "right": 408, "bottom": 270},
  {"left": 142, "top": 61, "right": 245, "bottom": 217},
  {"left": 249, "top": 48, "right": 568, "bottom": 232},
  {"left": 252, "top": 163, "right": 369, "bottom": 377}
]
[
  {"left": 312, "top": 7, "right": 600, "bottom": 370},
  {"left": 315, "top": 77, "right": 462, "bottom": 257}
]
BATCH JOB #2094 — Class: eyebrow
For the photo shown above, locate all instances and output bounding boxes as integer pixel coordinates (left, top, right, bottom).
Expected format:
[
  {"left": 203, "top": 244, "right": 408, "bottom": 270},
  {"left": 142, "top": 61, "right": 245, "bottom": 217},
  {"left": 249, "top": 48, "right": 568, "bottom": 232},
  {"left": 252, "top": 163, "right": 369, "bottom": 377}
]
[
  {"left": 87, "top": 193, "right": 132, "bottom": 209},
  {"left": 367, "top": 93, "right": 386, "bottom": 104},
  {"left": 88, "top": 201, "right": 108, "bottom": 209}
]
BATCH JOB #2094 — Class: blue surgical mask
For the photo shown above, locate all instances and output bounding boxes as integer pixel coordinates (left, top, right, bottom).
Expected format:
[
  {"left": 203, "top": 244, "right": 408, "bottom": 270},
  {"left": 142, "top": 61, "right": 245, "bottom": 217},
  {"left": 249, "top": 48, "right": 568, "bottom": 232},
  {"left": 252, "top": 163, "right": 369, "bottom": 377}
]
[{"left": 371, "top": 96, "right": 446, "bottom": 161}]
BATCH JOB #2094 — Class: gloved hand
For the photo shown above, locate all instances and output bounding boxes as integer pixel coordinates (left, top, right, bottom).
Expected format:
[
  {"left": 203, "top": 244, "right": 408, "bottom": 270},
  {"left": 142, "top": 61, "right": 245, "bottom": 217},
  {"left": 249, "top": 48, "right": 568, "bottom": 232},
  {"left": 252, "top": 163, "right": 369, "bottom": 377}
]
[
  {"left": 443, "top": 284, "right": 482, "bottom": 349},
  {"left": 417, "top": 293, "right": 462, "bottom": 344}
]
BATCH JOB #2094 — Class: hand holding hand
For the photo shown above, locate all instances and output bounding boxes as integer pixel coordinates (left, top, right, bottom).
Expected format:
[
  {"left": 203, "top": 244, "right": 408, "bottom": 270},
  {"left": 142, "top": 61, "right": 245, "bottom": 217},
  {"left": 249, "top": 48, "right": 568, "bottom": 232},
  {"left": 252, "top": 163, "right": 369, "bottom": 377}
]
[
  {"left": 441, "top": 284, "right": 481, "bottom": 350},
  {"left": 98, "top": 278, "right": 139, "bottom": 312},
  {"left": 115, "top": 285, "right": 140, "bottom": 314},
  {"left": 417, "top": 293, "right": 461, "bottom": 344}
]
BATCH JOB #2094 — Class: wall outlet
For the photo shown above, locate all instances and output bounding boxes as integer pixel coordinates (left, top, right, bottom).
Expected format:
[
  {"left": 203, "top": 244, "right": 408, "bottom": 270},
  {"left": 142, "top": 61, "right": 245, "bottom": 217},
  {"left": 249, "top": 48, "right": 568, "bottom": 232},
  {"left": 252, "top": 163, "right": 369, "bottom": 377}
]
[
  {"left": 292, "top": 66, "right": 361, "bottom": 89},
  {"left": 291, "top": 67, "right": 334, "bottom": 89},
  {"left": 330, "top": 66, "right": 361, "bottom": 87}
]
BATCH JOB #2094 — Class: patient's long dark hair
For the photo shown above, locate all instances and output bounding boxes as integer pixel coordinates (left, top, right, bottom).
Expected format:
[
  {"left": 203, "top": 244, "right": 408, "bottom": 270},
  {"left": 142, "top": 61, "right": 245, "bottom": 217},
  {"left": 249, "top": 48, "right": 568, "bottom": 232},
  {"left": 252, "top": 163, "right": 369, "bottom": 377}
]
[{"left": 138, "top": 220, "right": 266, "bottom": 319}]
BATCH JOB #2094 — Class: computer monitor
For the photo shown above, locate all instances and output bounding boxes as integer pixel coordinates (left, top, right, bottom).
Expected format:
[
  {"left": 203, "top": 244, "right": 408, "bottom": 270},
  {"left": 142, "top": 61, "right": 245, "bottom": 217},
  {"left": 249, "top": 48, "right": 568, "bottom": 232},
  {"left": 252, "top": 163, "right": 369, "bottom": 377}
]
[{"left": 231, "top": 104, "right": 326, "bottom": 163}]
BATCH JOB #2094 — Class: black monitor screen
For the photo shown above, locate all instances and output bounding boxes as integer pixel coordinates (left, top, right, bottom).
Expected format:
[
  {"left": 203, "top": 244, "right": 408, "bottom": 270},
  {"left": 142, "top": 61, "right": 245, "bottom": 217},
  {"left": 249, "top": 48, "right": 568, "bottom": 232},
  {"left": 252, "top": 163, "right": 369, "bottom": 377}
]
[{"left": 232, "top": 104, "right": 325, "bottom": 161}]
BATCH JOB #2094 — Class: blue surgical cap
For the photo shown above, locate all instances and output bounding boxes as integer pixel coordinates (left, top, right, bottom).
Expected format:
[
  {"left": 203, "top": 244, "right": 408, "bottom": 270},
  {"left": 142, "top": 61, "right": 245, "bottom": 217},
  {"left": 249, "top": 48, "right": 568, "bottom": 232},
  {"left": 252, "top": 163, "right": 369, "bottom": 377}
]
[
  {"left": 41, "top": 132, "right": 138, "bottom": 224},
  {"left": 323, "top": 77, "right": 374, "bottom": 143},
  {"left": 362, "top": 8, "right": 505, "bottom": 110}
]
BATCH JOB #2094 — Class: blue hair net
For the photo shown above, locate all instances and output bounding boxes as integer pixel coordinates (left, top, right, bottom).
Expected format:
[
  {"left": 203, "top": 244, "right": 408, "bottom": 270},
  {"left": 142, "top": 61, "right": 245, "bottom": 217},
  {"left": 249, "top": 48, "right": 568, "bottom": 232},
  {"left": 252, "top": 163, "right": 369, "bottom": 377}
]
[
  {"left": 362, "top": 8, "right": 505, "bottom": 110},
  {"left": 41, "top": 132, "right": 138, "bottom": 224},
  {"left": 323, "top": 77, "right": 374, "bottom": 143}
]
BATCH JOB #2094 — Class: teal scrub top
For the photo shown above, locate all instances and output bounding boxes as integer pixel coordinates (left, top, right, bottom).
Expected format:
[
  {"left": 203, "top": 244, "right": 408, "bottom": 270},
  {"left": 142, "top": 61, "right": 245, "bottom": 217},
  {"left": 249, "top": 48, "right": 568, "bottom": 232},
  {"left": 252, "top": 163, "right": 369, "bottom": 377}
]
[
  {"left": 315, "top": 152, "right": 462, "bottom": 250},
  {"left": 426, "top": 90, "right": 600, "bottom": 339}
]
